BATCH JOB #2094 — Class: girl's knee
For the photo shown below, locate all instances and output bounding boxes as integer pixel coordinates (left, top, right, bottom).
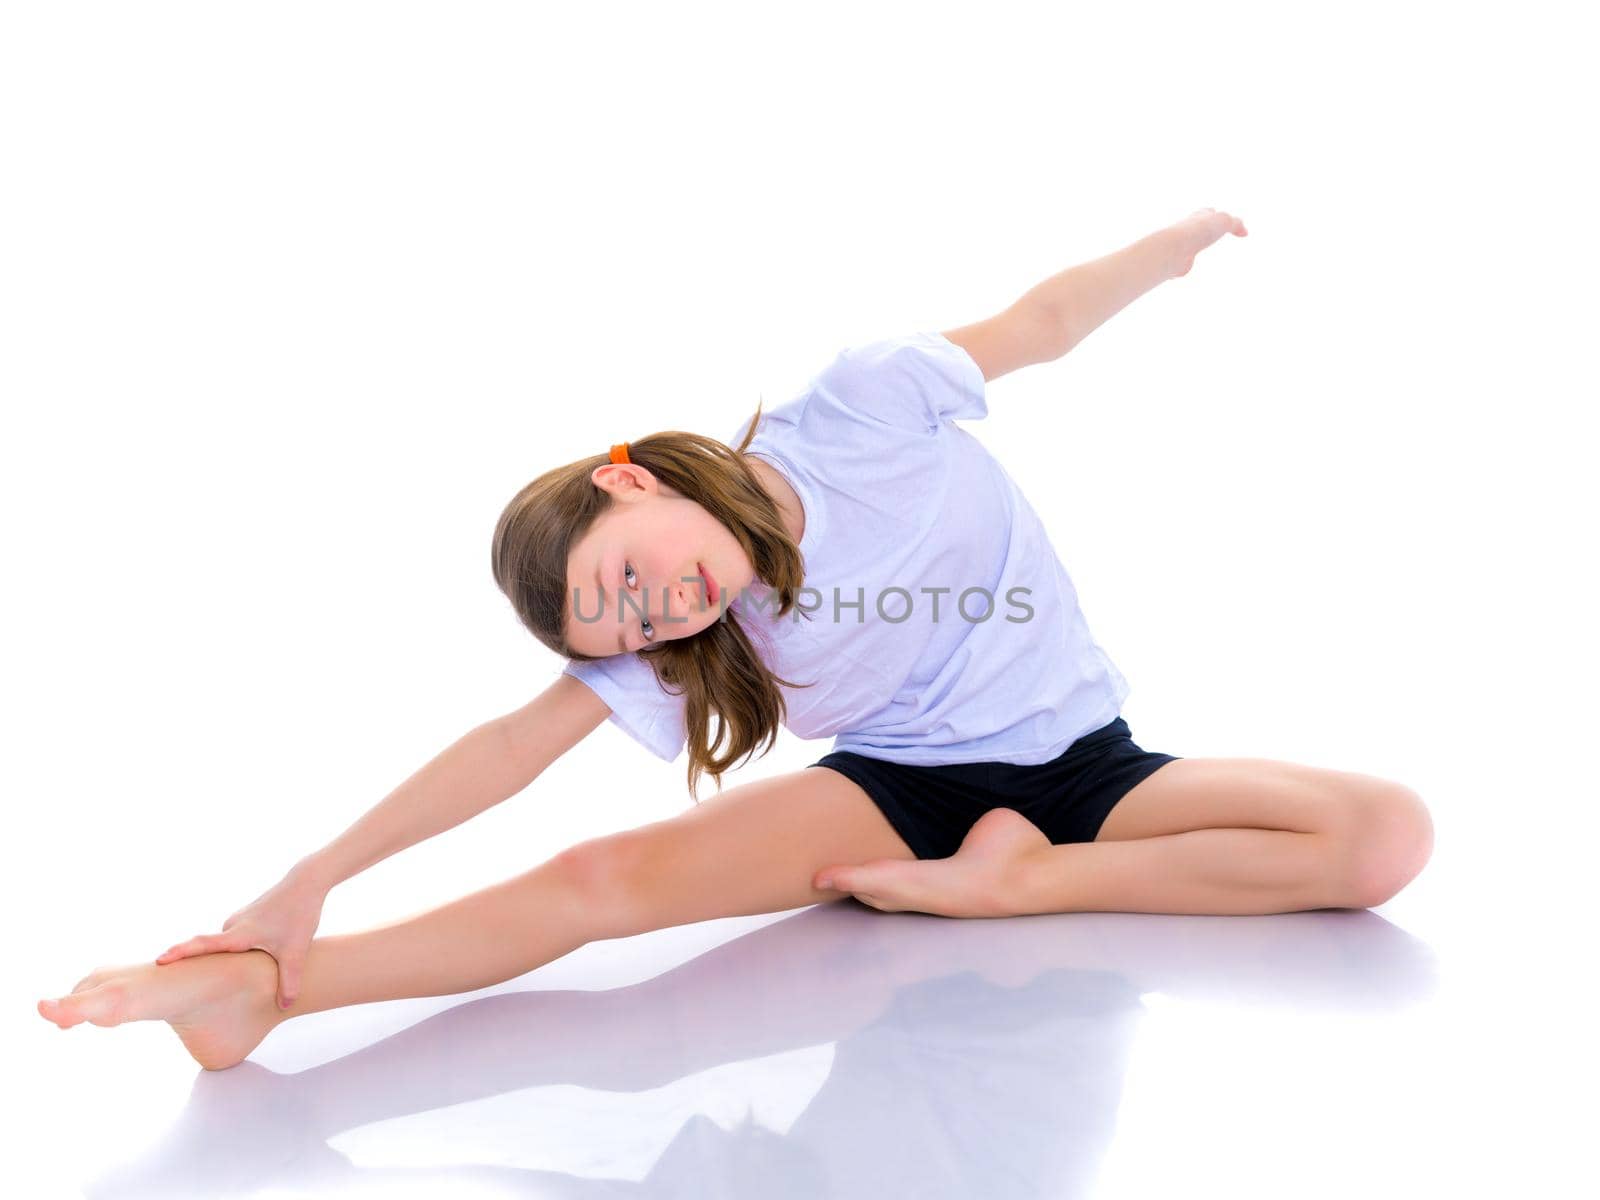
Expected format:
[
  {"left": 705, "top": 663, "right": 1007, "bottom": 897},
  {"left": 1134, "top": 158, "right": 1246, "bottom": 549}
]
[
  {"left": 1341, "top": 785, "right": 1434, "bottom": 907},
  {"left": 548, "top": 834, "right": 654, "bottom": 934}
]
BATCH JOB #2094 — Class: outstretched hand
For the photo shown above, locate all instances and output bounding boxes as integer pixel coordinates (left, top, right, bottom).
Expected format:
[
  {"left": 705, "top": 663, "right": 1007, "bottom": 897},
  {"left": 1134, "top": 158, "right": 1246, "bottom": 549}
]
[
  {"left": 153, "top": 867, "right": 327, "bottom": 1011},
  {"left": 1166, "top": 207, "right": 1248, "bottom": 278}
]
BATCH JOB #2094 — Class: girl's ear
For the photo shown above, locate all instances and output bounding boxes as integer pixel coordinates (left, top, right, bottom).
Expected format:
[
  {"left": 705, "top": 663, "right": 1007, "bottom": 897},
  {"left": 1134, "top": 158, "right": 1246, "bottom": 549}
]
[{"left": 592, "top": 463, "right": 655, "bottom": 496}]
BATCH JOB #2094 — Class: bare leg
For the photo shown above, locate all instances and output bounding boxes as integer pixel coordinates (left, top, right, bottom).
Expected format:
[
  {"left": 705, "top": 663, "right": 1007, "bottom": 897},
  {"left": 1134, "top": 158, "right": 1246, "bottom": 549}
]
[
  {"left": 816, "top": 808, "right": 1352, "bottom": 917},
  {"left": 1014, "top": 823, "right": 1349, "bottom": 914},
  {"left": 814, "top": 757, "right": 1434, "bottom": 917},
  {"left": 258, "top": 856, "right": 604, "bottom": 1019},
  {"left": 37, "top": 766, "right": 915, "bottom": 1069}
]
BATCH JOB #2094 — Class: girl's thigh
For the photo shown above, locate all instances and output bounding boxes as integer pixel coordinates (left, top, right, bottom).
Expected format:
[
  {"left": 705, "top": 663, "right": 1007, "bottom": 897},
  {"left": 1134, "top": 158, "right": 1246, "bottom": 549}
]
[
  {"left": 577, "top": 766, "right": 918, "bottom": 934},
  {"left": 1094, "top": 755, "right": 1421, "bottom": 844}
]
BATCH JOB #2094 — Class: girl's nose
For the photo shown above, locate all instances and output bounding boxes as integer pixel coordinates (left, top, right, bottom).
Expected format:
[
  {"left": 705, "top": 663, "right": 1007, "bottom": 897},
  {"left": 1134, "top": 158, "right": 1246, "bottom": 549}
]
[
  {"left": 665, "top": 573, "right": 703, "bottom": 622},
  {"left": 650, "top": 579, "right": 682, "bottom": 627},
  {"left": 669, "top": 576, "right": 694, "bottom": 620}
]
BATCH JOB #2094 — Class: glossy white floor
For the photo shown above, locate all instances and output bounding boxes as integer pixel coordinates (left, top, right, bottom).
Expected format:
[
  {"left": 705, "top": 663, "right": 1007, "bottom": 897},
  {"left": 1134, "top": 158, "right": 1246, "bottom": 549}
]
[
  {"left": 14, "top": 774, "right": 1595, "bottom": 1199},
  {"left": 8, "top": 4, "right": 1596, "bottom": 1196}
]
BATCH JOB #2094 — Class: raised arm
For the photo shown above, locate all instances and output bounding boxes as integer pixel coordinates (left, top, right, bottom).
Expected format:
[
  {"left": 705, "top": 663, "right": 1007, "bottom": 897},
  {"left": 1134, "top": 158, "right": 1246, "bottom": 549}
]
[{"left": 942, "top": 207, "right": 1247, "bottom": 383}]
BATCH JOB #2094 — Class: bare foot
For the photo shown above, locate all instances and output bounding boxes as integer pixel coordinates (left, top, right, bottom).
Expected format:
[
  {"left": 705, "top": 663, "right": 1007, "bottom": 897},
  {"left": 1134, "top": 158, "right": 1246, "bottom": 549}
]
[
  {"left": 37, "top": 948, "right": 286, "bottom": 1071},
  {"left": 814, "top": 807, "right": 1052, "bottom": 918}
]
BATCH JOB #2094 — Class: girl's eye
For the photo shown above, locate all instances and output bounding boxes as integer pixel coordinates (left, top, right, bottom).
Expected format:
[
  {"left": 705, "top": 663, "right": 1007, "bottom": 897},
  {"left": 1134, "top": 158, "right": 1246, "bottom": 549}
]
[{"left": 621, "top": 562, "right": 652, "bottom": 645}]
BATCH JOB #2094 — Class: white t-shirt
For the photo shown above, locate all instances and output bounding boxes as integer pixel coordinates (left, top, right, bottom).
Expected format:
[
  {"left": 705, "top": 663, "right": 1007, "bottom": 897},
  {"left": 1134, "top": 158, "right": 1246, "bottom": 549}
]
[{"left": 561, "top": 330, "right": 1130, "bottom": 765}]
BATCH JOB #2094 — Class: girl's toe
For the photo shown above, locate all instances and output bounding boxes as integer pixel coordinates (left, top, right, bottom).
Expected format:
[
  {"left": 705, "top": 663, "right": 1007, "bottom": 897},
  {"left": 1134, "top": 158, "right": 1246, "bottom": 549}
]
[{"left": 38, "top": 996, "right": 79, "bottom": 1028}]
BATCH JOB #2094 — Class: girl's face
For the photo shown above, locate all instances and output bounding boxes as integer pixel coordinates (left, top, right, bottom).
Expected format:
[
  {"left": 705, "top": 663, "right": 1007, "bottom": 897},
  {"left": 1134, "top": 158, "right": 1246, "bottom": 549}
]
[{"left": 564, "top": 463, "right": 755, "bottom": 657}]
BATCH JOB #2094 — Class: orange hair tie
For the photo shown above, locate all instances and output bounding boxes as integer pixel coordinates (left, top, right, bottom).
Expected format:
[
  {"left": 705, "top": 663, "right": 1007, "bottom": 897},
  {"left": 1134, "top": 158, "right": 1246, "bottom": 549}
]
[{"left": 609, "top": 442, "right": 631, "bottom": 464}]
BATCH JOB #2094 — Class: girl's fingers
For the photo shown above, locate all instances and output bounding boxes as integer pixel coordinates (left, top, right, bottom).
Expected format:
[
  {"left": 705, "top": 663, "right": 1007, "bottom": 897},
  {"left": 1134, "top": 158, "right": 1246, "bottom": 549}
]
[
  {"left": 156, "top": 932, "right": 234, "bottom": 962},
  {"left": 155, "top": 939, "right": 201, "bottom": 963},
  {"left": 277, "top": 960, "right": 302, "bottom": 1009}
]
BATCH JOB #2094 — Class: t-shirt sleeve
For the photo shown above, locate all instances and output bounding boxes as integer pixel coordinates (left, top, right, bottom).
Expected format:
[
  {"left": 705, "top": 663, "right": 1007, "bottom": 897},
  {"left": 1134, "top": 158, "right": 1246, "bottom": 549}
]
[
  {"left": 561, "top": 651, "right": 688, "bottom": 763},
  {"left": 811, "top": 330, "right": 988, "bottom": 435}
]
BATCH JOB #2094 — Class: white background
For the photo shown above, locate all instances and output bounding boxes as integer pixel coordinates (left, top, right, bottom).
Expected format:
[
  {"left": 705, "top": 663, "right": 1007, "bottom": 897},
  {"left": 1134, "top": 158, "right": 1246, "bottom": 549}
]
[{"left": 5, "top": 2, "right": 1596, "bottom": 1197}]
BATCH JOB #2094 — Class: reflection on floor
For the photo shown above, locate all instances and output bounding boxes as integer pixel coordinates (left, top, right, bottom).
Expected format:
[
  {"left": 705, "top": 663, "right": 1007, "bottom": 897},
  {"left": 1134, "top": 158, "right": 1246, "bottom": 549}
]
[{"left": 33, "top": 883, "right": 1574, "bottom": 1199}]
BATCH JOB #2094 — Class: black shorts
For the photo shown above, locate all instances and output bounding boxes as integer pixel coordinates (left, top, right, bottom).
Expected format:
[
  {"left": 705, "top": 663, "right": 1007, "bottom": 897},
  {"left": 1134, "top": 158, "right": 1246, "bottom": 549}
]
[{"left": 807, "top": 716, "right": 1181, "bottom": 860}]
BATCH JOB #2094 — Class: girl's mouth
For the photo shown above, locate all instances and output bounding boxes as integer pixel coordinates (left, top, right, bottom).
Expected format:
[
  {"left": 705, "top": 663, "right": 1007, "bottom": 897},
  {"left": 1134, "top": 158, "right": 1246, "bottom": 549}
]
[{"left": 698, "top": 562, "right": 720, "bottom": 606}]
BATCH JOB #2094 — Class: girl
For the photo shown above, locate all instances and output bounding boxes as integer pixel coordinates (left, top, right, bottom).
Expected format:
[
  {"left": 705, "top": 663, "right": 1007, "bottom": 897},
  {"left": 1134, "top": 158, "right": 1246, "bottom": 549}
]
[{"left": 37, "top": 208, "right": 1433, "bottom": 1071}]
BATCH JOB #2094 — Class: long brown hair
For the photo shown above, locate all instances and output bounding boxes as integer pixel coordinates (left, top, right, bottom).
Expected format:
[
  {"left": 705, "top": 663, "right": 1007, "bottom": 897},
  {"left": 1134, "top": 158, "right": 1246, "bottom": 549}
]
[{"left": 491, "top": 401, "right": 812, "bottom": 800}]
